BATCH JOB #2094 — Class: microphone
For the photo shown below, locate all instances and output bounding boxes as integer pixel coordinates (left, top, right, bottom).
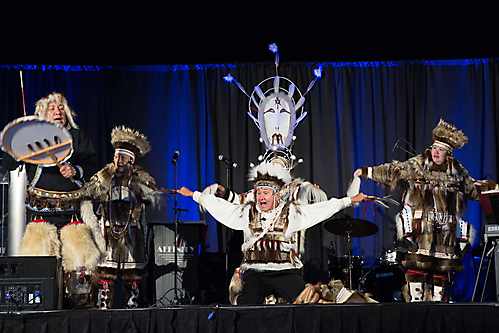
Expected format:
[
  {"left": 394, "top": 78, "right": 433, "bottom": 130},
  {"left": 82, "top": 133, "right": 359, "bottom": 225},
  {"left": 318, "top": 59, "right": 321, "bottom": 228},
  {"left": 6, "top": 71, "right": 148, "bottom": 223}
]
[
  {"left": 172, "top": 151, "right": 180, "bottom": 165},
  {"left": 218, "top": 154, "right": 240, "bottom": 168}
]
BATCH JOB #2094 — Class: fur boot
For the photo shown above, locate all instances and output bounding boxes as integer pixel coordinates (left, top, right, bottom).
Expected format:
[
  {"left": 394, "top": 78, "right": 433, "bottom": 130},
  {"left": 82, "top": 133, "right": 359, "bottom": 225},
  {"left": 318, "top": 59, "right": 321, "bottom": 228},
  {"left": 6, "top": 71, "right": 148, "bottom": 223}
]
[
  {"left": 432, "top": 274, "right": 447, "bottom": 302},
  {"left": 65, "top": 269, "right": 92, "bottom": 309},
  {"left": 60, "top": 222, "right": 102, "bottom": 271},
  {"left": 408, "top": 282, "right": 424, "bottom": 302},
  {"left": 96, "top": 278, "right": 113, "bottom": 309},
  {"left": 19, "top": 219, "right": 61, "bottom": 257},
  {"left": 404, "top": 270, "right": 426, "bottom": 302},
  {"left": 229, "top": 268, "right": 243, "bottom": 305},
  {"left": 126, "top": 281, "right": 141, "bottom": 308}
]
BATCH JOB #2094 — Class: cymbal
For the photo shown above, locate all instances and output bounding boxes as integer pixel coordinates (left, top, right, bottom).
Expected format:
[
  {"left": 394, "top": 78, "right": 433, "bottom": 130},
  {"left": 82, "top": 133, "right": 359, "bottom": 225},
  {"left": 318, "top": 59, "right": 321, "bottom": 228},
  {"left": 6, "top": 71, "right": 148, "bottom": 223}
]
[{"left": 324, "top": 217, "right": 379, "bottom": 238}]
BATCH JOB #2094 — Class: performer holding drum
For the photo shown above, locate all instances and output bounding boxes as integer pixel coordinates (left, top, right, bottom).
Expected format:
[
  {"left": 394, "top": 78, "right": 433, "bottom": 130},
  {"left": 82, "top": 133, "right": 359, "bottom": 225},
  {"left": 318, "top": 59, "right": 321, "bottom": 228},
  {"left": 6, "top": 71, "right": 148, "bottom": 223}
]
[
  {"left": 1, "top": 92, "right": 103, "bottom": 308},
  {"left": 353, "top": 119, "right": 496, "bottom": 302}
]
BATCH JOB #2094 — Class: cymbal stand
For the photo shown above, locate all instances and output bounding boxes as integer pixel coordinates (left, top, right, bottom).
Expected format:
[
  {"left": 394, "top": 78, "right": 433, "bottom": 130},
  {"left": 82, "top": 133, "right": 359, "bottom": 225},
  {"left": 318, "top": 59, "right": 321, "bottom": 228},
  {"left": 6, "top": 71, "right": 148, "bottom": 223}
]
[{"left": 347, "top": 229, "right": 353, "bottom": 290}]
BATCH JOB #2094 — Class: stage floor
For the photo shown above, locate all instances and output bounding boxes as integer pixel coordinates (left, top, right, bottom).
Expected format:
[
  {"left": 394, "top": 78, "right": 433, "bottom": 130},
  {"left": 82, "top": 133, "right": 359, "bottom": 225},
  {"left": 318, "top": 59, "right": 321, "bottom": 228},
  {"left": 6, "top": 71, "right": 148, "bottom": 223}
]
[{"left": 0, "top": 302, "right": 498, "bottom": 333}]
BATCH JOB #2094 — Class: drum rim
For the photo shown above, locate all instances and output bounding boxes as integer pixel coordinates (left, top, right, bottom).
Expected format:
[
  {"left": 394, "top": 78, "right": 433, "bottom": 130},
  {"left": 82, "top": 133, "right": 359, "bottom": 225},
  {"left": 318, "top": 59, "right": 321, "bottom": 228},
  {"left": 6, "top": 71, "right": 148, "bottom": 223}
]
[{"left": 1, "top": 115, "right": 73, "bottom": 166}]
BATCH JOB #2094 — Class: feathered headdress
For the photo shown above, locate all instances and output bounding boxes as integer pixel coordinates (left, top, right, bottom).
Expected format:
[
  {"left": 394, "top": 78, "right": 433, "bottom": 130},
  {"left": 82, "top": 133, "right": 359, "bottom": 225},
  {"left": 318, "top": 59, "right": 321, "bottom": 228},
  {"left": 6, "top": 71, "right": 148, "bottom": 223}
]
[
  {"left": 34, "top": 92, "right": 78, "bottom": 129},
  {"left": 248, "top": 162, "right": 292, "bottom": 192},
  {"left": 111, "top": 126, "right": 151, "bottom": 161},
  {"left": 432, "top": 119, "right": 468, "bottom": 152}
]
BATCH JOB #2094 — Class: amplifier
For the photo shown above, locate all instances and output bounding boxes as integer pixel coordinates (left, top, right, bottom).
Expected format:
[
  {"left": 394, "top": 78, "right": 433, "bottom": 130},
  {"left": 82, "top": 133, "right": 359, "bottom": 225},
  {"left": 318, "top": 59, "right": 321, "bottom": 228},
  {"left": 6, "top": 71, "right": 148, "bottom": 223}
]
[{"left": 0, "top": 256, "right": 58, "bottom": 311}]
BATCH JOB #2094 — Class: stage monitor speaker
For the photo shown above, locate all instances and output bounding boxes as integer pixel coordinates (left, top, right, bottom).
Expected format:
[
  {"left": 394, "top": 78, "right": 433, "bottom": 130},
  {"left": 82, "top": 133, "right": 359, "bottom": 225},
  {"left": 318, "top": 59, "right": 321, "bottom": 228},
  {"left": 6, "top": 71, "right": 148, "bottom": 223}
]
[
  {"left": 198, "top": 252, "right": 229, "bottom": 305},
  {"left": 0, "top": 256, "right": 58, "bottom": 311},
  {"left": 151, "top": 221, "right": 204, "bottom": 305}
]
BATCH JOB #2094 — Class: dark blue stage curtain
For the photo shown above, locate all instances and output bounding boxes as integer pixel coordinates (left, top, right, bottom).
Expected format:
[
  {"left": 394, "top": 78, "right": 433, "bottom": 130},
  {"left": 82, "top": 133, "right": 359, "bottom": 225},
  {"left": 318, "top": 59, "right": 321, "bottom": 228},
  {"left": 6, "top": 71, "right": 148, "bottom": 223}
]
[{"left": 1, "top": 59, "right": 498, "bottom": 301}]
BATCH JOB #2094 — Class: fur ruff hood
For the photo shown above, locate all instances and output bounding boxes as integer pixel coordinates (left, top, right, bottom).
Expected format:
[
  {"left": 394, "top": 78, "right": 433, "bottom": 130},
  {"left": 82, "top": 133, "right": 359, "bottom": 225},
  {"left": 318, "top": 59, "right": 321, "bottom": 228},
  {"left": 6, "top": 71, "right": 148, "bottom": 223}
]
[{"left": 85, "top": 163, "right": 163, "bottom": 208}]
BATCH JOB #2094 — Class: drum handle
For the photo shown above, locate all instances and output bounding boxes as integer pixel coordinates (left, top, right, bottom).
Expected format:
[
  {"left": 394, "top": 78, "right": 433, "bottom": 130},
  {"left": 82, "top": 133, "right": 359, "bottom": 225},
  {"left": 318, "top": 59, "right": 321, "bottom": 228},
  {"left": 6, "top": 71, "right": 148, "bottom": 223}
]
[
  {"left": 46, "top": 150, "right": 75, "bottom": 183},
  {"left": 26, "top": 141, "right": 75, "bottom": 183}
]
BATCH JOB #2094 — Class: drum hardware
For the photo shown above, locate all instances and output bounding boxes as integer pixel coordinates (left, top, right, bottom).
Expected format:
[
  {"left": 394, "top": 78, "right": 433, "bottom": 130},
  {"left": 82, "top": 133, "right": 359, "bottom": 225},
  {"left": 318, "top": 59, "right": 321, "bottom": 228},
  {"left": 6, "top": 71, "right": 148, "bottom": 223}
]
[
  {"left": 379, "top": 249, "right": 399, "bottom": 265},
  {"left": 324, "top": 217, "right": 379, "bottom": 289},
  {"left": 328, "top": 255, "right": 363, "bottom": 290},
  {"left": 379, "top": 242, "right": 402, "bottom": 265}
]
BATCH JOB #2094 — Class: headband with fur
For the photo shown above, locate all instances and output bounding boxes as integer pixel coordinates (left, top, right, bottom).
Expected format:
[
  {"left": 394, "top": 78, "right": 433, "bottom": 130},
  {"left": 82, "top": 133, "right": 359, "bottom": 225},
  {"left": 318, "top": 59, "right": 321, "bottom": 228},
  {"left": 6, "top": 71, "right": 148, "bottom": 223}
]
[{"left": 248, "top": 162, "right": 292, "bottom": 191}]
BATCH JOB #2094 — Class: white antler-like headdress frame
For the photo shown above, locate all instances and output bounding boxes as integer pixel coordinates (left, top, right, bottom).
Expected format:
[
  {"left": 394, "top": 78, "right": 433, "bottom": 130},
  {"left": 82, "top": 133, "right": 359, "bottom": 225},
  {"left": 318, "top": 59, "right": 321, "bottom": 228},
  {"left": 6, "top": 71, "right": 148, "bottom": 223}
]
[{"left": 224, "top": 43, "right": 322, "bottom": 161}]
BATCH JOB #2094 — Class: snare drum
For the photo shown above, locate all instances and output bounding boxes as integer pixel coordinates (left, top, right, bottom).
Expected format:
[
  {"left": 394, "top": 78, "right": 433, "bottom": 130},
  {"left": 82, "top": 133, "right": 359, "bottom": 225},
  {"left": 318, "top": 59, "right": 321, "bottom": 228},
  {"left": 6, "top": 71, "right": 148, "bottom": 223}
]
[
  {"left": 359, "top": 265, "right": 406, "bottom": 302},
  {"left": 328, "top": 255, "right": 363, "bottom": 289}
]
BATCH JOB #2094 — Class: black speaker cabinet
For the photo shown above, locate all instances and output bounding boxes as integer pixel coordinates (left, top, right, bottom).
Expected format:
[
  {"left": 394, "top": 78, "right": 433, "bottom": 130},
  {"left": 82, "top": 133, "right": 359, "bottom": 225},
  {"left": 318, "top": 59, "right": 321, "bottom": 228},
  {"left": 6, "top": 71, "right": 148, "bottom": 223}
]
[
  {"left": 151, "top": 221, "right": 204, "bottom": 305},
  {"left": 0, "top": 256, "right": 58, "bottom": 311},
  {"left": 198, "top": 252, "right": 229, "bottom": 305}
]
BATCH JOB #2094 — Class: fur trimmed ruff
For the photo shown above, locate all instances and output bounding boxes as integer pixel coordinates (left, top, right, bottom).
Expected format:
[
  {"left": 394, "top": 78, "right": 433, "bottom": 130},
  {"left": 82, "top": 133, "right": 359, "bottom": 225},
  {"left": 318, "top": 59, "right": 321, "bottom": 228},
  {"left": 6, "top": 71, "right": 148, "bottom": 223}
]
[
  {"left": 60, "top": 223, "right": 102, "bottom": 271},
  {"left": 19, "top": 220, "right": 61, "bottom": 257},
  {"left": 85, "top": 164, "right": 115, "bottom": 198},
  {"left": 85, "top": 164, "right": 162, "bottom": 208}
]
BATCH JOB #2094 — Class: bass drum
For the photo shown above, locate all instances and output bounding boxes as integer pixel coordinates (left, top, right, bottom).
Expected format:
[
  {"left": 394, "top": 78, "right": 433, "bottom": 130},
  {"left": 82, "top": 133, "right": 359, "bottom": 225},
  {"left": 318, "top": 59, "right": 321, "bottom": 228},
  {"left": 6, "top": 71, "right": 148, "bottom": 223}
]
[{"left": 359, "top": 265, "right": 406, "bottom": 302}]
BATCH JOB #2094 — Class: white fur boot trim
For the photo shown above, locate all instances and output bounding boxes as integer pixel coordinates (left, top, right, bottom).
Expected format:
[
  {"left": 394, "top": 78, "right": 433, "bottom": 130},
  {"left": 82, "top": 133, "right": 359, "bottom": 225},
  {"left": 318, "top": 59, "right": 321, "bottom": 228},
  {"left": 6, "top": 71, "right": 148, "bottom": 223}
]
[
  {"left": 60, "top": 222, "right": 102, "bottom": 271},
  {"left": 409, "top": 282, "right": 424, "bottom": 302},
  {"left": 19, "top": 220, "right": 61, "bottom": 257}
]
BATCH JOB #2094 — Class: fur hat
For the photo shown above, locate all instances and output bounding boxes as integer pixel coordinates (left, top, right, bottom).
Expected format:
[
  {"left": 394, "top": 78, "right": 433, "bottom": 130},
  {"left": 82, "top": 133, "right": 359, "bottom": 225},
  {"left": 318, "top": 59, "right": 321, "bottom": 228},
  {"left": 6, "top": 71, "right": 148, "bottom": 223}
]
[
  {"left": 111, "top": 126, "right": 151, "bottom": 162},
  {"left": 432, "top": 119, "right": 468, "bottom": 152},
  {"left": 34, "top": 92, "right": 78, "bottom": 129},
  {"left": 248, "top": 162, "right": 292, "bottom": 192}
]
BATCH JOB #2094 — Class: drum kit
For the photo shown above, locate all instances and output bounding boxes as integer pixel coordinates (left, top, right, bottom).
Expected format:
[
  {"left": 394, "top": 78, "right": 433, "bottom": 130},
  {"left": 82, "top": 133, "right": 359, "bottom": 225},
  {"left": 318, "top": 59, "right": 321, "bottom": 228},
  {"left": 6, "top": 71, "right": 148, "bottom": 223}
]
[{"left": 324, "top": 217, "right": 406, "bottom": 302}]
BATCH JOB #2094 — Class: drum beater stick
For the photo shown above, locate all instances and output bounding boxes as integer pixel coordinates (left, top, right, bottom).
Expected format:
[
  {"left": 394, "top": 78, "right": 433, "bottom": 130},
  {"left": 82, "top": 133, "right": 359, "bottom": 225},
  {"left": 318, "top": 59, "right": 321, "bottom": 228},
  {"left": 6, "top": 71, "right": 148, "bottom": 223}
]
[{"left": 19, "top": 70, "right": 26, "bottom": 117}]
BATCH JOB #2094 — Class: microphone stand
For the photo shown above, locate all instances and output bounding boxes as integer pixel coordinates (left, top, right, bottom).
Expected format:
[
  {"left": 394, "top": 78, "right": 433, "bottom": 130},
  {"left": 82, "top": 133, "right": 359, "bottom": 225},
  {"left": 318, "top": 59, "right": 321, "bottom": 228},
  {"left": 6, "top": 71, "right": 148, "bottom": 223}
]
[
  {"left": 171, "top": 157, "right": 188, "bottom": 305},
  {"left": 224, "top": 164, "right": 231, "bottom": 304}
]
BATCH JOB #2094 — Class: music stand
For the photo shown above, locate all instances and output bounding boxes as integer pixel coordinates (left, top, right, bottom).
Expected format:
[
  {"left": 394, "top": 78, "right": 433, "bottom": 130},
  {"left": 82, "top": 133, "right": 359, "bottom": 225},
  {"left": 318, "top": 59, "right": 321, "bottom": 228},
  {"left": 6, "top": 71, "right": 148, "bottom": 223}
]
[{"left": 472, "top": 190, "right": 499, "bottom": 301}]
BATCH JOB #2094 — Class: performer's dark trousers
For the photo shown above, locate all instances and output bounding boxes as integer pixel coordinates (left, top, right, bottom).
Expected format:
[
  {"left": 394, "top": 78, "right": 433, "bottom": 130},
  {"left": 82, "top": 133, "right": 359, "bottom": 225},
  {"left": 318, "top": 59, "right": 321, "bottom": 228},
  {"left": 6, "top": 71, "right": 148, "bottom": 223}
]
[{"left": 238, "top": 268, "right": 305, "bottom": 305}]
